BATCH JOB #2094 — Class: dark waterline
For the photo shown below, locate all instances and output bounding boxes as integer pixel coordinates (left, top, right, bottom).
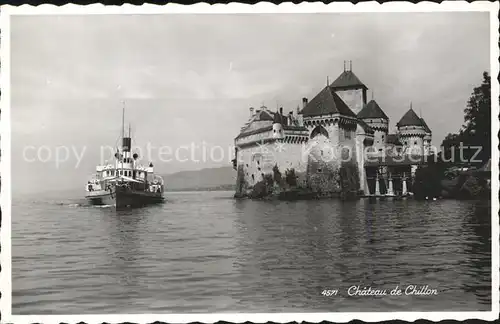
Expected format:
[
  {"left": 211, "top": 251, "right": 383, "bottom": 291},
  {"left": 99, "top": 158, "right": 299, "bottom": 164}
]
[{"left": 12, "top": 190, "right": 491, "bottom": 313}]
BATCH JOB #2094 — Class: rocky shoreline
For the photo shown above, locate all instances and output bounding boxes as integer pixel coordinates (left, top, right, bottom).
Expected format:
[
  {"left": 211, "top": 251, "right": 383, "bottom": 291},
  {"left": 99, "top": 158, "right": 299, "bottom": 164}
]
[{"left": 234, "top": 165, "right": 491, "bottom": 202}]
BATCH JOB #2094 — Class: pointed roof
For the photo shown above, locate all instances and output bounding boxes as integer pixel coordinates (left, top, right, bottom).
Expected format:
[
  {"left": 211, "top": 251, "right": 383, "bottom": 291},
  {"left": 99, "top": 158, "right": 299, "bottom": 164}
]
[
  {"left": 330, "top": 70, "right": 367, "bottom": 90},
  {"left": 420, "top": 117, "right": 431, "bottom": 133},
  {"left": 254, "top": 109, "right": 273, "bottom": 121},
  {"left": 397, "top": 108, "right": 424, "bottom": 127},
  {"left": 272, "top": 111, "right": 288, "bottom": 125},
  {"left": 357, "top": 100, "right": 389, "bottom": 120},
  {"left": 301, "top": 86, "right": 356, "bottom": 118}
]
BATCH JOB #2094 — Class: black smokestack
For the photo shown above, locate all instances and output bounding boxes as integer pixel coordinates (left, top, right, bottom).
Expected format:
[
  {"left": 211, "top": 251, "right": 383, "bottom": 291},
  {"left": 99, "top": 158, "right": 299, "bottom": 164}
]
[{"left": 122, "top": 137, "right": 131, "bottom": 152}]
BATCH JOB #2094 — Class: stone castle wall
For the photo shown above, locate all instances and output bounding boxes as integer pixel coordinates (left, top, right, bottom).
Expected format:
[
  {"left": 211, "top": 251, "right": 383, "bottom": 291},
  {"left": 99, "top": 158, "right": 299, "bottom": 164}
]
[
  {"left": 235, "top": 141, "right": 308, "bottom": 193},
  {"left": 399, "top": 126, "right": 426, "bottom": 156},
  {"left": 235, "top": 125, "right": 361, "bottom": 198}
]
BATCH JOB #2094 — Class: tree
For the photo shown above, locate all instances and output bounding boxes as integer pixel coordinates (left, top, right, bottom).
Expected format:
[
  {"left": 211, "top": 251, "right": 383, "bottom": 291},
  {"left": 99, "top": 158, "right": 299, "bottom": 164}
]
[
  {"left": 285, "top": 168, "right": 297, "bottom": 187},
  {"left": 440, "top": 71, "right": 491, "bottom": 165},
  {"left": 463, "top": 71, "right": 491, "bottom": 163},
  {"left": 272, "top": 164, "right": 282, "bottom": 185}
]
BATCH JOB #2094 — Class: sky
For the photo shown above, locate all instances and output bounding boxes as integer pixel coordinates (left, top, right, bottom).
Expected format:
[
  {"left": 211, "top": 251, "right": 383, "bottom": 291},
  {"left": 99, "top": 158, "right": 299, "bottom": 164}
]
[{"left": 10, "top": 12, "right": 491, "bottom": 194}]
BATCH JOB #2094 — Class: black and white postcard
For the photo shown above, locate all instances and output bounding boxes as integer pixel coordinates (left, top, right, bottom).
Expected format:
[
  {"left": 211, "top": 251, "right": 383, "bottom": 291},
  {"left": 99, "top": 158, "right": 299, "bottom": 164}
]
[{"left": 0, "top": 2, "right": 498, "bottom": 323}]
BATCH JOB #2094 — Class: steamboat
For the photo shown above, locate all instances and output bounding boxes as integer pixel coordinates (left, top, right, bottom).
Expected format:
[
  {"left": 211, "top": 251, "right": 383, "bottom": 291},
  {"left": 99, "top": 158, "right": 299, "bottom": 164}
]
[{"left": 84, "top": 107, "right": 165, "bottom": 208}]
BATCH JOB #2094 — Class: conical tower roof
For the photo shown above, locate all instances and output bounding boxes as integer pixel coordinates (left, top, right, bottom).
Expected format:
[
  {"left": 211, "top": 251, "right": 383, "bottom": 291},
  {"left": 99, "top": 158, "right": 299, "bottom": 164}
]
[
  {"left": 330, "top": 70, "right": 367, "bottom": 90},
  {"left": 357, "top": 100, "right": 389, "bottom": 120},
  {"left": 300, "top": 86, "right": 356, "bottom": 118},
  {"left": 272, "top": 111, "right": 287, "bottom": 125},
  {"left": 397, "top": 107, "right": 424, "bottom": 127},
  {"left": 420, "top": 117, "right": 431, "bottom": 133}
]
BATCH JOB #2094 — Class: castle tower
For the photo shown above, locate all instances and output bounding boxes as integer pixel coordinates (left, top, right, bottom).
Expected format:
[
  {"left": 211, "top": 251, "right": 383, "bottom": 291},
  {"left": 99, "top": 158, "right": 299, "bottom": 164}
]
[
  {"left": 329, "top": 60, "right": 368, "bottom": 115},
  {"left": 357, "top": 99, "right": 389, "bottom": 153},
  {"left": 397, "top": 104, "right": 427, "bottom": 156},
  {"left": 300, "top": 84, "right": 358, "bottom": 147},
  {"left": 420, "top": 117, "right": 432, "bottom": 155}
]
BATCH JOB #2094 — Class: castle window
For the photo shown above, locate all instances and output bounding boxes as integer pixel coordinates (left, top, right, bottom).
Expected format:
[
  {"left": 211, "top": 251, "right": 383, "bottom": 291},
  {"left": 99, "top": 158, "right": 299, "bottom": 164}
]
[
  {"left": 414, "top": 141, "right": 417, "bottom": 145},
  {"left": 317, "top": 168, "right": 322, "bottom": 173}
]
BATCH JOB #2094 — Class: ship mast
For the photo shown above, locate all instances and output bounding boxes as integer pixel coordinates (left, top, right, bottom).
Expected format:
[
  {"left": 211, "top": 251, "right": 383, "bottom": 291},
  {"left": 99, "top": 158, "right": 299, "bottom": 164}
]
[
  {"left": 121, "top": 101, "right": 125, "bottom": 178},
  {"left": 121, "top": 101, "right": 125, "bottom": 143}
]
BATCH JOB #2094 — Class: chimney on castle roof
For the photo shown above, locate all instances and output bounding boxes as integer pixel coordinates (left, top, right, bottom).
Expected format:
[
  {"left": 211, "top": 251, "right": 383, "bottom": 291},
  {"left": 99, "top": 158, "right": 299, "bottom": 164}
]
[
  {"left": 302, "top": 97, "right": 308, "bottom": 109},
  {"left": 249, "top": 107, "right": 254, "bottom": 117},
  {"left": 288, "top": 111, "right": 294, "bottom": 126}
]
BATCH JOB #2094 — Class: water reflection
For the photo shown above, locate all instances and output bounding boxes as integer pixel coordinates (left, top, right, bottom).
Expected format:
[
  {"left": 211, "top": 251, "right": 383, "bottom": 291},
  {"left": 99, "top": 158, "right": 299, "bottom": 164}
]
[
  {"left": 232, "top": 197, "right": 492, "bottom": 311},
  {"left": 100, "top": 208, "right": 147, "bottom": 290},
  {"left": 461, "top": 201, "right": 491, "bottom": 305},
  {"left": 12, "top": 191, "right": 492, "bottom": 313}
]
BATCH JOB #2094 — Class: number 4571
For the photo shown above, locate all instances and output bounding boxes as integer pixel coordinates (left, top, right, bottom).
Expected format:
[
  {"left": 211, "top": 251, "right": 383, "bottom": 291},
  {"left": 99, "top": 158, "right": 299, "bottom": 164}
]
[{"left": 321, "top": 289, "right": 338, "bottom": 296}]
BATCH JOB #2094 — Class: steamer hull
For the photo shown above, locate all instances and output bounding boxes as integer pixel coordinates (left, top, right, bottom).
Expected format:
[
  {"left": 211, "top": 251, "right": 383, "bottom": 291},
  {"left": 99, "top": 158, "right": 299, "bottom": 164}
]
[
  {"left": 85, "top": 190, "right": 115, "bottom": 206},
  {"left": 86, "top": 181, "right": 165, "bottom": 209},
  {"left": 113, "top": 185, "right": 164, "bottom": 208}
]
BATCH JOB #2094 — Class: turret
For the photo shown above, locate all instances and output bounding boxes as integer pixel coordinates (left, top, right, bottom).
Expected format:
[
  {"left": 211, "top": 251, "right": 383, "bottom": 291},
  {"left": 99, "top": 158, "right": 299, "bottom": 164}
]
[
  {"left": 420, "top": 117, "right": 432, "bottom": 155},
  {"left": 357, "top": 99, "right": 389, "bottom": 152},
  {"left": 329, "top": 61, "right": 368, "bottom": 115},
  {"left": 397, "top": 104, "right": 426, "bottom": 155}
]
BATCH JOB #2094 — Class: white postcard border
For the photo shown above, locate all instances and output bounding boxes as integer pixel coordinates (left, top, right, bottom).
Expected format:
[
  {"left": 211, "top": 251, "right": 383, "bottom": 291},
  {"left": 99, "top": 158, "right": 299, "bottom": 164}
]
[{"left": 0, "top": 1, "right": 498, "bottom": 323}]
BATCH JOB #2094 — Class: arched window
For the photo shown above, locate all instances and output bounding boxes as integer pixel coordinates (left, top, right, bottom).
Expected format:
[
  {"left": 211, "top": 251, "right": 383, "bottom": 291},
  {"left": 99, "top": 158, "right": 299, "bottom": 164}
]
[{"left": 310, "top": 125, "right": 329, "bottom": 139}]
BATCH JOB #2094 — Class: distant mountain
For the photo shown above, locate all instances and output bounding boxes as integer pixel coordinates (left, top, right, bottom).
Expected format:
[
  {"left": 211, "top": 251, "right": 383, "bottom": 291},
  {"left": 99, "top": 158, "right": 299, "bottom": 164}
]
[{"left": 161, "top": 166, "right": 236, "bottom": 191}]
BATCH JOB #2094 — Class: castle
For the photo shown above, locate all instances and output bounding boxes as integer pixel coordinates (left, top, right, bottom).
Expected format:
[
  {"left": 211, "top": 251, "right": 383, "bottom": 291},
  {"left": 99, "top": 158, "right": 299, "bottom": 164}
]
[{"left": 233, "top": 62, "right": 433, "bottom": 198}]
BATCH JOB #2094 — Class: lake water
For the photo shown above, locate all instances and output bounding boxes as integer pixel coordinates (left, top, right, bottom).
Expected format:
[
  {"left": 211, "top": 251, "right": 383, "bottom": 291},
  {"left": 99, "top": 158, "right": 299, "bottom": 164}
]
[{"left": 12, "top": 190, "right": 492, "bottom": 314}]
